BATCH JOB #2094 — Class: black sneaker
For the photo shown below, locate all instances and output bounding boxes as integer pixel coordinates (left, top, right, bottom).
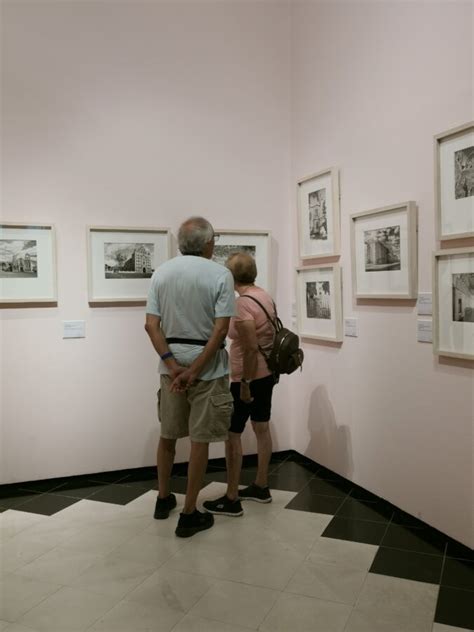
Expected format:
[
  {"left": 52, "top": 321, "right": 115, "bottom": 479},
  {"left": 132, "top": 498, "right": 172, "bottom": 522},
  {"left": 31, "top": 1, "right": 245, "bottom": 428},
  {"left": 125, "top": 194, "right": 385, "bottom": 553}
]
[
  {"left": 153, "top": 493, "right": 177, "bottom": 520},
  {"left": 203, "top": 495, "right": 243, "bottom": 517},
  {"left": 175, "top": 509, "right": 214, "bottom": 538},
  {"left": 239, "top": 483, "right": 272, "bottom": 503}
]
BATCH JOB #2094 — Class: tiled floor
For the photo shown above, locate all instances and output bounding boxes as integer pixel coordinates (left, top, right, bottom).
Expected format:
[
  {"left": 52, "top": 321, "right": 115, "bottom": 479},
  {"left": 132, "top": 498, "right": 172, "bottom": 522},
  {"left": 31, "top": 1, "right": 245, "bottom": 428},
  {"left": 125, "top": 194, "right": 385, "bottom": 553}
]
[{"left": 0, "top": 452, "right": 473, "bottom": 631}]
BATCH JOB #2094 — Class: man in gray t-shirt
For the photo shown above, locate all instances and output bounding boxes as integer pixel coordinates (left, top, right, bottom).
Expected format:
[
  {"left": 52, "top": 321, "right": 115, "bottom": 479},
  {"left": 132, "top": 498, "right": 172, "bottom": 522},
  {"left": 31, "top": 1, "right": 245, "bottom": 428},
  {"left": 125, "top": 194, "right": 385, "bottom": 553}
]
[{"left": 145, "top": 216, "right": 235, "bottom": 538}]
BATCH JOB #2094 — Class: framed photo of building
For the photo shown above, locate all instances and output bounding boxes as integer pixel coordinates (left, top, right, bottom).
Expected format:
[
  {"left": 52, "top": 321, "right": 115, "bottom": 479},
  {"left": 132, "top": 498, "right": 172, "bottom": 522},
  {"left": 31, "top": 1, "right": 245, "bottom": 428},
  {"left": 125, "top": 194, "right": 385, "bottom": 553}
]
[
  {"left": 87, "top": 226, "right": 171, "bottom": 304},
  {"left": 435, "top": 121, "right": 474, "bottom": 241},
  {"left": 297, "top": 168, "right": 340, "bottom": 260},
  {"left": 213, "top": 229, "right": 271, "bottom": 292},
  {"left": 295, "top": 264, "right": 343, "bottom": 342},
  {"left": 350, "top": 201, "right": 418, "bottom": 300},
  {"left": 433, "top": 248, "right": 474, "bottom": 360},
  {"left": 0, "top": 222, "right": 57, "bottom": 305}
]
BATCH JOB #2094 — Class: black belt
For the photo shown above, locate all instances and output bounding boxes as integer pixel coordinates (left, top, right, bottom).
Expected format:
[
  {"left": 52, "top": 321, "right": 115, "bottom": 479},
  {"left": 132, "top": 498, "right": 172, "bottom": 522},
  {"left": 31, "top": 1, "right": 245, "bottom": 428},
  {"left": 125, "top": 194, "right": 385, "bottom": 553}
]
[{"left": 166, "top": 337, "right": 225, "bottom": 349}]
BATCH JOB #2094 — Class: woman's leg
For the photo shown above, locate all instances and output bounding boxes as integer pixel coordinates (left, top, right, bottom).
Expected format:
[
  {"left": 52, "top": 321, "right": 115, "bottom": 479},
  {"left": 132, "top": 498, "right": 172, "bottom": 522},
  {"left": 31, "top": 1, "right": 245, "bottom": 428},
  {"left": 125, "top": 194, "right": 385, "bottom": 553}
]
[
  {"left": 226, "top": 432, "right": 243, "bottom": 500},
  {"left": 252, "top": 421, "right": 272, "bottom": 488}
]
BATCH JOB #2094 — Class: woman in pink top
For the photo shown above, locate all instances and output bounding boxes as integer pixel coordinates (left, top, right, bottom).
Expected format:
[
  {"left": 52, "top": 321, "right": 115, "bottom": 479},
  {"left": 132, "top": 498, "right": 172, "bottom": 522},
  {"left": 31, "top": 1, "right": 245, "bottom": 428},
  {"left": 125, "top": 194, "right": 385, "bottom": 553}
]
[{"left": 203, "top": 252, "right": 276, "bottom": 517}]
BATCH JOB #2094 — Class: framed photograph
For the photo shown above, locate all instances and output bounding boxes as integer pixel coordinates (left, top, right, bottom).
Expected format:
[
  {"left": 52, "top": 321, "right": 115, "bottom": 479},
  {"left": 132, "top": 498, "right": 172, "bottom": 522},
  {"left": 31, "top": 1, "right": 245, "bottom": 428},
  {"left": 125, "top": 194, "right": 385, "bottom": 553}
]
[
  {"left": 350, "top": 201, "right": 418, "bottom": 300},
  {"left": 213, "top": 229, "right": 271, "bottom": 291},
  {"left": 295, "top": 264, "right": 343, "bottom": 342},
  {"left": 435, "top": 121, "right": 474, "bottom": 240},
  {"left": 87, "top": 226, "right": 171, "bottom": 304},
  {"left": 433, "top": 248, "right": 474, "bottom": 360},
  {"left": 0, "top": 222, "right": 57, "bottom": 305},
  {"left": 297, "top": 168, "right": 340, "bottom": 260}
]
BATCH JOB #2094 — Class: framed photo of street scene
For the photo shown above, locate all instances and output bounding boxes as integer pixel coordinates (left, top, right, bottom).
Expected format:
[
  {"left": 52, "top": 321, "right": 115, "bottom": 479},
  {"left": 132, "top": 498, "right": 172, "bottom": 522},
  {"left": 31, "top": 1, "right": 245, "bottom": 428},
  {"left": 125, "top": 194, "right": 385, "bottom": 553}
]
[
  {"left": 297, "top": 168, "right": 340, "bottom": 260},
  {"left": 213, "top": 229, "right": 271, "bottom": 292},
  {"left": 87, "top": 226, "right": 171, "bottom": 305},
  {"left": 295, "top": 264, "right": 343, "bottom": 342},
  {"left": 0, "top": 222, "right": 57, "bottom": 305},
  {"left": 435, "top": 121, "right": 474, "bottom": 241},
  {"left": 433, "top": 248, "right": 474, "bottom": 360},
  {"left": 350, "top": 201, "right": 418, "bottom": 300}
]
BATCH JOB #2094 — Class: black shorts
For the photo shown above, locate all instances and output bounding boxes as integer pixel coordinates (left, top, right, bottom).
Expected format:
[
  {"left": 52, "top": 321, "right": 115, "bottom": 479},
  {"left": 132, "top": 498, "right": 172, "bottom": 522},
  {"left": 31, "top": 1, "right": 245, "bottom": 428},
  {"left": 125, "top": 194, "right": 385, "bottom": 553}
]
[{"left": 229, "top": 374, "right": 276, "bottom": 434}]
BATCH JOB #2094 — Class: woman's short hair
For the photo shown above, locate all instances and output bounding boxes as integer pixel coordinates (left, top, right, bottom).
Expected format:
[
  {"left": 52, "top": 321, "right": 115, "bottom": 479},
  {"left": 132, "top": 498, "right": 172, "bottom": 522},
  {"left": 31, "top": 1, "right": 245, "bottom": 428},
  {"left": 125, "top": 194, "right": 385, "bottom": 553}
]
[
  {"left": 226, "top": 252, "right": 257, "bottom": 284},
  {"left": 178, "top": 216, "right": 214, "bottom": 255}
]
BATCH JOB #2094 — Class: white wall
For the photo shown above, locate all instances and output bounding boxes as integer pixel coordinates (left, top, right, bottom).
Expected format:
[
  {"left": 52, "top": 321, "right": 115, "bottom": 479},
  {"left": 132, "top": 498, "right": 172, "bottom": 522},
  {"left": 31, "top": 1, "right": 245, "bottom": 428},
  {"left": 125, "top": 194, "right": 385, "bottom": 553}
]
[
  {"left": 0, "top": 0, "right": 292, "bottom": 482},
  {"left": 1, "top": 0, "right": 473, "bottom": 548},
  {"left": 290, "top": 0, "right": 474, "bottom": 547}
]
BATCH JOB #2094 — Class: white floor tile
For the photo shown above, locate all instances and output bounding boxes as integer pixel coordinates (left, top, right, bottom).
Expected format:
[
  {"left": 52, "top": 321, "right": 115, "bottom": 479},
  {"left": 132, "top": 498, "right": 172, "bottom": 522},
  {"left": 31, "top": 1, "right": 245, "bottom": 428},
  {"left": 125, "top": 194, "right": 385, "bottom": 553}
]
[
  {"left": 0, "top": 574, "right": 60, "bottom": 622},
  {"left": 172, "top": 614, "right": 252, "bottom": 632},
  {"left": 349, "top": 574, "right": 439, "bottom": 632},
  {"left": 189, "top": 578, "right": 279, "bottom": 630},
  {"left": 0, "top": 622, "right": 7, "bottom": 631},
  {"left": 308, "top": 536, "right": 378, "bottom": 570},
  {"left": 60, "top": 524, "right": 138, "bottom": 557},
  {"left": 19, "top": 586, "right": 119, "bottom": 631},
  {"left": 49, "top": 500, "right": 123, "bottom": 527},
  {"left": 90, "top": 599, "right": 184, "bottom": 631},
  {"left": 15, "top": 547, "right": 98, "bottom": 585},
  {"left": 125, "top": 567, "right": 215, "bottom": 612},
  {"left": 260, "top": 592, "right": 352, "bottom": 632},
  {"left": 66, "top": 552, "right": 157, "bottom": 600},
  {"left": 110, "top": 531, "right": 186, "bottom": 566},
  {"left": 0, "top": 530, "right": 60, "bottom": 575},
  {"left": 286, "top": 559, "right": 368, "bottom": 604},
  {"left": 0, "top": 512, "right": 46, "bottom": 541},
  {"left": 2, "top": 624, "right": 42, "bottom": 632}
]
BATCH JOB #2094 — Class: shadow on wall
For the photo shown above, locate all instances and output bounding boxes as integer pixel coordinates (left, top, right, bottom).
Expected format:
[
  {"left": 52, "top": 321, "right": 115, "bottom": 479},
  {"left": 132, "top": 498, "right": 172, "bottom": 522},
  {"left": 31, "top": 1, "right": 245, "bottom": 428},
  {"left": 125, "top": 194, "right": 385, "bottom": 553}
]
[{"left": 304, "top": 385, "right": 354, "bottom": 480}]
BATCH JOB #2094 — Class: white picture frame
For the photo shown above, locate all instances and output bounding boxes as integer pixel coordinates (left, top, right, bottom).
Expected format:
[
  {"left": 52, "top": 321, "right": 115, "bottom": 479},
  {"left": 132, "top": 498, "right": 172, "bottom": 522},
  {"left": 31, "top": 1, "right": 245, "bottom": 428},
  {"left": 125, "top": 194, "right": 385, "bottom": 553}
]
[
  {"left": 0, "top": 222, "right": 57, "bottom": 305},
  {"left": 435, "top": 121, "right": 474, "bottom": 241},
  {"left": 296, "top": 263, "right": 343, "bottom": 342},
  {"left": 213, "top": 229, "right": 272, "bottom": 292},
  {"left": 87, "top": 226, "right": 171, "bottom": 305},
  {"left": 297, "top": 168, "right": 340, "bottom": 260},
  {"left": 433, "top": 247, "right": 474, "bottom": 361},
  {"left": 350, "top": 201, "right": 418, "bottom": 300}
]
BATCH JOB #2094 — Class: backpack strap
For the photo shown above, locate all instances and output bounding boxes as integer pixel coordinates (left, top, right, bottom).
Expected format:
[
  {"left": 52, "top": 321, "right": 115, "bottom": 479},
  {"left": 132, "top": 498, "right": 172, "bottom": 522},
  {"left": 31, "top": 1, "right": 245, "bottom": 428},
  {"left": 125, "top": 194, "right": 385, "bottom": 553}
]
[{"left": 240, "top": 294, "right": 278, "bottom": 330}]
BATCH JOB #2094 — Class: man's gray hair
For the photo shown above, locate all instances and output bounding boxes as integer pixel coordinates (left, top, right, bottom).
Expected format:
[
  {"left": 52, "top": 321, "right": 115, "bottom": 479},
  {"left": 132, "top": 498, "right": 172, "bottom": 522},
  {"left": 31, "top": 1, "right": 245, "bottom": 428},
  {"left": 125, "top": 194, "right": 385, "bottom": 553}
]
[{"left": 178, "top": 216, "right": 214, "bottom": 255}]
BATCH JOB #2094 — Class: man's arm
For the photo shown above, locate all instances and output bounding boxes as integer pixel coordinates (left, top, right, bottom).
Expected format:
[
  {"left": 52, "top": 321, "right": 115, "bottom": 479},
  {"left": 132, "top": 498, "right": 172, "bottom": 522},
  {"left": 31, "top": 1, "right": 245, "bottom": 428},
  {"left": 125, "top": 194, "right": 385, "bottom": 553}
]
[
  {"left": 144, "top": 314, "right": 185, "bottom": 380},
  {"left": 235, "top": 320, "right": 258, "bottom": 403},
  {"left": 169, "top": 316, "right": 230, "bottom": 391}
]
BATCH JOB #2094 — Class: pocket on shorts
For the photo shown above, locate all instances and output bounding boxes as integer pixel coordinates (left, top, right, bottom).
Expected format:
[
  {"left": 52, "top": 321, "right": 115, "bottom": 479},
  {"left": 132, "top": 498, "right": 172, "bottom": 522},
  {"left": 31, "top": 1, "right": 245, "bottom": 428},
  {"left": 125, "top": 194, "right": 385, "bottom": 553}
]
[
  {"left": 157, "top": 389, "right": 161, "bottom": 422},
  {"left": 209, "top": 392, "right": 234, "bottom": 433}
]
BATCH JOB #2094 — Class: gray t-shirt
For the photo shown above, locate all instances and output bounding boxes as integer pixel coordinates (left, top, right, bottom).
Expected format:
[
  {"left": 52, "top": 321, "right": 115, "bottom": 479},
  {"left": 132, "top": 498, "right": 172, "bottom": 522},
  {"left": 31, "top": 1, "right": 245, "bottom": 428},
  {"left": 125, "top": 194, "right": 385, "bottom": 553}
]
[{"left": 146, "top": 255, "right": 236, "bottom": 380}]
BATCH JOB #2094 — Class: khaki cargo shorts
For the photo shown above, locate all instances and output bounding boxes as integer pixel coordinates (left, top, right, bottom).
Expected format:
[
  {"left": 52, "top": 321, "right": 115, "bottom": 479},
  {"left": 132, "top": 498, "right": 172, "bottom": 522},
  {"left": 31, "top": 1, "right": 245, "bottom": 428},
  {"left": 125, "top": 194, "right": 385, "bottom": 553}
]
[{"left": 157, "top": 375, "right": 233, "bottom": 443}]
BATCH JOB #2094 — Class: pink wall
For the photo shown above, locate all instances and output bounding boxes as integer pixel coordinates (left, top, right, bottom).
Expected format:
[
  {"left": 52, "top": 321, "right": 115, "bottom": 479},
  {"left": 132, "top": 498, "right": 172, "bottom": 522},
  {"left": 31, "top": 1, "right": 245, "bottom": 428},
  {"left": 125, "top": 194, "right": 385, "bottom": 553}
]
[
  {"left": 1, "top": 0, "right": 472, "bottom": 547},
  {"left": 290, "top": 0, "right": 473, "bottom": 547},
  {"left": 0, "top": 1, "right": 292, "bottom": 482}
]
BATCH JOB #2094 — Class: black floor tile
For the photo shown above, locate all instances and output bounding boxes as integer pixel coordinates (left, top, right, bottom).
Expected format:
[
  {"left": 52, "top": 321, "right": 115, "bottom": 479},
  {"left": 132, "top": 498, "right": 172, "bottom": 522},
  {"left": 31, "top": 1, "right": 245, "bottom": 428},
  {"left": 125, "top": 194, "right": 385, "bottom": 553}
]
[
  {"left": 88, "top": 484, "right": 149, "bottom": 505},
  {"left": 0, "top": 488, "right": 41, "bottom": 509},
  {"left": 50, "top": 479, "right": 106, "bottom": 499},
  {"left": 446, "top": 538, "right": 474, "bottom": 562},
  {"left": 120, "top": 479, "right": 158, "bottom": 492},
  {"left": 20, "top": 478, "right": 70, "bottom": 493},
  {"left": 285, "top": 453, "right": 320, "bottom": 473},
  {"left": 0, "top": 505, "right": 8, "bottom": 513},
  {"left": 314, "top": 466, "right": 348, "bottom": 482},
  {"left": 381, "top": 524, "right": 447, "bottom": 556},
  {"left": 435, "top": 586, "right": 474, "bottom": 630},
  {"left": 120, "top": 467, "right": 156, "bottom": 483},
  {"left": 391, "top": 509, "right": 428, "bottom": 529},
  {"left": 322, "top": 516, "right": 387, "bottom": 545},
  {"left": 172, "top": 463, "right": 189, "bottom": 477},
  {"left": 306, "top": 477, "right": 352, "bottom": 498},
  {"left": 271, "top": 461, "right": 315, "bottom": 480},
  {"left": 336, "top": 497, "right": 394, "bottom": 523},
  {"left": 349, "top": 486, "right": 381, "bottom": 503},
  {"left": 285, "top": 490, "right": 344, "bottom": 515},
  {"left": 88, "top": 470, "right": 131, "bottom": 484},
  {"left": 441, "top": 558, "right": 474, "bottom": 591},
  {"left": 370, "top": 547, "right": 443, "bottom": 584},
  {"left": 267, "top": 473, "right": 310, "bottom": 493},
  {"left": 15, "top": 493, "right": 80, "bottom": 516},
  {"left": 204, "top": 469, "right": 256, "bottom": 486},
  {"left": 157, "top": 476, "right": 190, "bottom": 495}
]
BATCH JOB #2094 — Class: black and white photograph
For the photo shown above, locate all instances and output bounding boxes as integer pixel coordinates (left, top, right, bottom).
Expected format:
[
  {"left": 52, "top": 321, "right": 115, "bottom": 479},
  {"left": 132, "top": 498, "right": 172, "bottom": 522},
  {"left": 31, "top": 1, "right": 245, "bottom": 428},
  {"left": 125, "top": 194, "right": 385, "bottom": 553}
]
[
  {"left": 364, "top": 225, "right": 401, "bottom": 272},
  {"left": 308, "top": 188, "right": 327, "bottom": 240},
  {"left": 454, "top": 146, "right": 474, "bottom": 199},
  {"left": 104, "top": 242, "right": 154, "bottom": 278},
  {"left": 0, "top": 240, "right": 38, "bottom": 277},
  {"left": 213, "top": 244, "right": 256, "bottom": 267},
  {"left": 306, "top": 281, "right": 331, "bottom": 319},
  {"left": 452, "top": 273, "right": 474, "bottom": 322}
]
